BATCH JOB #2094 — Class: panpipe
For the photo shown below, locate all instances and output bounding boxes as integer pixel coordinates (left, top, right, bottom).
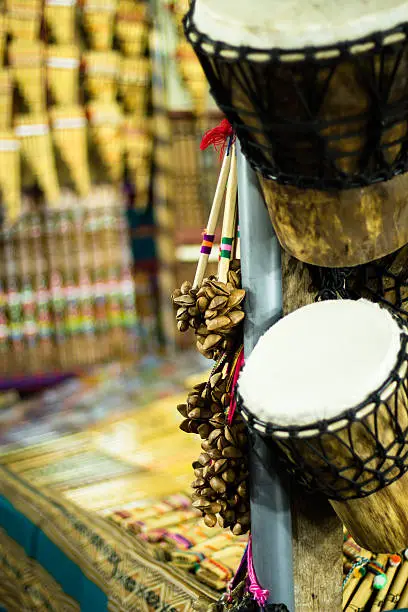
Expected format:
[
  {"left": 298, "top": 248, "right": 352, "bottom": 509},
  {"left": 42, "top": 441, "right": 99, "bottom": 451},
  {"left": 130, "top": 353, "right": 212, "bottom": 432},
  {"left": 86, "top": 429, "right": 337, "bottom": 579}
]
[{"left": 0, "top": 208, "right": 138, "bottom": 377}]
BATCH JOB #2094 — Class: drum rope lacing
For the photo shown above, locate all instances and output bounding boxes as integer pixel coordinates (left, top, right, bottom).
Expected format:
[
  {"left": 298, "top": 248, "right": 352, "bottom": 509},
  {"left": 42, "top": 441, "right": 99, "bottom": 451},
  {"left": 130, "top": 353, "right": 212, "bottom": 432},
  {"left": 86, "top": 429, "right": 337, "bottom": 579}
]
[
  {"left": 237, "top": 318, "right": 408, "bottom": 501},
  {"left": 344, "top": 256, "right": 408, "bottom": 319},
  {"left": 314, "top": 267, "right": 353, "bottom": 301},
  {"left": 184, "top": 1, "right": 408, "bottom": 190}
]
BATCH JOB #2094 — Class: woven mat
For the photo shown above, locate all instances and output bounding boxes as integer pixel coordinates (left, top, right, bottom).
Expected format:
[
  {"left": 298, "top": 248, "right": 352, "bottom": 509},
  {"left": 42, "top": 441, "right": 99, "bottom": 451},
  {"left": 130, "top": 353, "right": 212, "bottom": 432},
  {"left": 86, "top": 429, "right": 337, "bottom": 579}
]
[{"left": 0, "top": 373, "right": 220, "bottom": 611}]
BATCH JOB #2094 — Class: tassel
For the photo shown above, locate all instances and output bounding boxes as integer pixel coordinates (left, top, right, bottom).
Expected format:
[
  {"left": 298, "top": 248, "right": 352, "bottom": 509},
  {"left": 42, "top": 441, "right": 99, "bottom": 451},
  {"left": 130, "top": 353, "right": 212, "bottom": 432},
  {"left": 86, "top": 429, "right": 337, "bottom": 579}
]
[
  {"left": 227, "top": 347, "right": 244, "bottom": 425},
  {"left": 247, "top": 535, "right": 269, "bottom": 607},
  {"left": 200, "top": 119, "right": 235, "bottom": 159}
]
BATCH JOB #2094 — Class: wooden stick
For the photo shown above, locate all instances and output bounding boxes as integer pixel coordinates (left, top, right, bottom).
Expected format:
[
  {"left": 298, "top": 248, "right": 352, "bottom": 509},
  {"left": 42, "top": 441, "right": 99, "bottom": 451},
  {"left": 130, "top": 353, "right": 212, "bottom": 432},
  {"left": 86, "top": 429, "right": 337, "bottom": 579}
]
[
  {"left": 235, "top": 222, "right": 241, "bottom": 260},
  {"left": 218, "top": 144, "right": 237, "bottom": 284},
  {"left": 370, "top": 557, "right": 400, "bottom": 611},
  {"left": 383, "top": 559, "right": 408, "bottom": 610},
  {"left": 346, "top": 555, "right": 388, "bottom": 612},
  {"left": 396, "top": 573, "right": 408, "bottom": 609},
  {"left": 193, "top": 148, "right": 231, "bottom": 289},
  {"left": 343, "top": 572, "right": 365, "bottom": 610},
  {"left": 343, "top": 545, "right": 373, "bottom": 610}
]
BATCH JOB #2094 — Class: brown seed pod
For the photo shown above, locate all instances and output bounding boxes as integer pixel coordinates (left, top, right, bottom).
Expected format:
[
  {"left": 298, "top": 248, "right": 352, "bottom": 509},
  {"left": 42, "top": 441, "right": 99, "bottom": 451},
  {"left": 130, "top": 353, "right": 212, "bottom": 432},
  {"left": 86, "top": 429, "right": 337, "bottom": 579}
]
[
  {"left": 208, "top": 448, "right": 222, "bottom": 460},
  {"left": 228, "top": 310, "right": 245, "bottom": 326},
  {"left": 203, "top": 465, "right": 215, "bottom": 479},
  {"left": 204, "top": 513, "right": 217, "bottom": 528},
  {"left": 224, "top": 426, "right": 236, "bottom": 444},
  {"left": 222, "top": 469, "right": 236, "bottom": 483},
  {"left": 192, "top": 478, "right": 205, "bottom": 488},
  {"left": 217, "top": 436, "right": 229, "bottom": 451},
  {"left": 208, "top": 280, "right": 229, "bottom": 296},
  {"left": 176, "top": 307, "right": 189, "bottom": 321},
  {"left": 222, "top": 446, "right": 243, "bottom": 459},
  {"left": 197, "top": 423, "right": 211, "bottom": 439},
  {"left": 209, "top": 295, "right": 229, "bottom": 310},
  {"left": 207, "top": 315, "right": 231, "bottom": 331},
  {"left": 227, "top": 289, "right": 246, "bottom": 309},
  {"left": 197, "top": 296, "right": 209, "bottom": 312},
  {"left": 221, "top": 393, "right": 231, "bottom": 407},
  {"left": 200, "top": 440, "right": 211, "bottom": 452},
  {"left": 177, "top": 404, "right": 188, "bottom": 417},
  {"left": 210, "top": 413, "right": 225, "bottom": 427},
  {"left": 179, "top": 419, "right": 192, "bottom": 433},
  {"left": 210, "top": 372, "right": 222, "bottom": 388},
  {"left": 210, "top": 476, "right": 227, "bottom": 494},
  {"left": 198, "top": 453, "right": 210, "bottom": 466},
  {"left": 208, "top": 428, "right": 223, "bottom": 444},
  {"left": 203, "top": 334, "right": 222, "bottom": 351},
  {"left": 227, "top": 270, "right": 240, "bottom": 287},
  {"left": 237, "top": 481, "right": 248, "bottom": 498},
  {"left": 204, "top": 286, "right": 216, "bottom": 299},
  {"left": 238, "top": 512, "right": 251, "bottom": 526},
  {"left": 200, "top": 487, "right": 216, "bottom": 498},
  {"left": 181, "top": 280, "right": 192, "bottom": 295},
  {"left": 188, "top": 306, "right": 199, "bottom": 317},
  {"left": 205, "top": 309, "right": 218, "bottom": 320},
  {"left": 177, "top": 320, "right": 189, "bottom": 332},
  {"left": 192, "top": 498, "right": 212, "bottom": 510},
  {"left": 232, "top": 523, "right": 244, "bottom": 536},
  {"left": 174, "top": 294, "right": 195, "bottom": 307},
  {"left": 214, "top": 458, "right": 228, "bottom": 473}
]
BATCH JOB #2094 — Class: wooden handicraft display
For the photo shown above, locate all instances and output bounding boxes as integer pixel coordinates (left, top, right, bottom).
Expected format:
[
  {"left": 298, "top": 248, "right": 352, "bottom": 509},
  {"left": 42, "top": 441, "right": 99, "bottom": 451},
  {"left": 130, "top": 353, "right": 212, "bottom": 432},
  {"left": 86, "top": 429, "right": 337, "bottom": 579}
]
[{"left": 178, "top": 0, "right": 408, "bottom": 609}]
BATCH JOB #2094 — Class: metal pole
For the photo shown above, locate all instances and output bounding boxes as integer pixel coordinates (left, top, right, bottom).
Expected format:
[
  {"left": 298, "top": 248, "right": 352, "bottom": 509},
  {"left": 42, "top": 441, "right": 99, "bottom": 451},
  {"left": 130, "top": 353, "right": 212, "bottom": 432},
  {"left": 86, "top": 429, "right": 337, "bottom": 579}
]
[{"left": 237, "top": 146, "right": 295, "bottom": 610}]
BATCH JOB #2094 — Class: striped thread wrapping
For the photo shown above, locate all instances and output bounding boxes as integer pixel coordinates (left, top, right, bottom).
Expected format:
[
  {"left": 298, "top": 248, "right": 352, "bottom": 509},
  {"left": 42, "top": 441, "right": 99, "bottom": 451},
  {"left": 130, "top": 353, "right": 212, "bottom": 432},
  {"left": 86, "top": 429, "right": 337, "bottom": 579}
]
[
  {"left": 220, "top": 237, "right": 233, "bottom": 259},
  {"left": 200, "top": 232, "right": 215, "bottom": 255}
]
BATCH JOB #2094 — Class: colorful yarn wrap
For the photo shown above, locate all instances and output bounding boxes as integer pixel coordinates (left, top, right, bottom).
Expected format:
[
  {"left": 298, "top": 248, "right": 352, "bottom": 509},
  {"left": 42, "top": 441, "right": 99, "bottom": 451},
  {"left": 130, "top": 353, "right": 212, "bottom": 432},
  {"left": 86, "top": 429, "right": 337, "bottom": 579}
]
[
  {"left": 342, "top": 556, "right": 369, "bottom": 589},
  {"left": 389, "top": 554, "right": 402, "bottom": 567},
  {"left": 368, "top": 560, "right": 387, "bottom": 590},
  {"left": 201, "top": 231, "right": 215, "bottom": 255},
  {"left": 220, "top": 237, "right": 233, "bottom": 260},
  {"left": 200, "top": 118, "right": 235, "bottom": 159}
]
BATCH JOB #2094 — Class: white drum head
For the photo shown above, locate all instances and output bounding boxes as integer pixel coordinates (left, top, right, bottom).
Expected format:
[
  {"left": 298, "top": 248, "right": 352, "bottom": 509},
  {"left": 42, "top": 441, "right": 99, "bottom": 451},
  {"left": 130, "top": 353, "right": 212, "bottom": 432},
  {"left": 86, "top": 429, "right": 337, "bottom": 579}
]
[
  {"left": 193, "top": 0, "right": 408, "bottom": 50},
  {"left": 238, "top": 299, "right": 402, "bottom": 427}
]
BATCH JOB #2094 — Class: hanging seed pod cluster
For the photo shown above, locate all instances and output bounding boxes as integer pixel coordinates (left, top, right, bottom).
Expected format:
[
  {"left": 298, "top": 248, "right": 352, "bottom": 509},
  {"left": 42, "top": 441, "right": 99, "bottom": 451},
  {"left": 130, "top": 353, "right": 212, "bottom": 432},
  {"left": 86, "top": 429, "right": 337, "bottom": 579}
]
[
  {"left": 171, "top": 136, "right": 250, "bottom": 535},
  {"left": 172, "top": 260, "right": 245, "bottom": 360},
  {"left": 178, "top": 354, "right": 250, "bottom": 535}
]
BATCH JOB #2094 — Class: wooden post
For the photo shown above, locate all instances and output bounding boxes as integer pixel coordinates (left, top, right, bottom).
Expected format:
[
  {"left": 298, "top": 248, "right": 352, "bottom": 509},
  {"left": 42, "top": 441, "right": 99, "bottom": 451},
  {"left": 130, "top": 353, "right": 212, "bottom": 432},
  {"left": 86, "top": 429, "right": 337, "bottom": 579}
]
[
  {"left": 282, "top": 252, "right": 344, "bottom": 612},
  {"left": 238, "top": 148, "right": 343, "bottom": 611}
]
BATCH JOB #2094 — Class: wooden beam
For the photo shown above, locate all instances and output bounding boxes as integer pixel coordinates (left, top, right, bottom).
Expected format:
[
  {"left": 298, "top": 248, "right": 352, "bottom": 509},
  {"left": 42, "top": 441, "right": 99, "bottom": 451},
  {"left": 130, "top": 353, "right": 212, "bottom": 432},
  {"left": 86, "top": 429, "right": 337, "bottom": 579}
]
[{"left": 282, "top": 251, "right": 343, "bottom": 612}]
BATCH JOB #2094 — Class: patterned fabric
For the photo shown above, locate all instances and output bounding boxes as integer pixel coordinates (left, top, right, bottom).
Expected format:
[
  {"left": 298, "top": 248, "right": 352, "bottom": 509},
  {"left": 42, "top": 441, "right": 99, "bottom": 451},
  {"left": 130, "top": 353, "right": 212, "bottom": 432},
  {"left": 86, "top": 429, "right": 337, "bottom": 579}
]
[
  {"left": 0, "top": 528, "right": 79, "bottom": 611},
  {"left": 0, "top": 372, "right": 218, "bottom": 611}
]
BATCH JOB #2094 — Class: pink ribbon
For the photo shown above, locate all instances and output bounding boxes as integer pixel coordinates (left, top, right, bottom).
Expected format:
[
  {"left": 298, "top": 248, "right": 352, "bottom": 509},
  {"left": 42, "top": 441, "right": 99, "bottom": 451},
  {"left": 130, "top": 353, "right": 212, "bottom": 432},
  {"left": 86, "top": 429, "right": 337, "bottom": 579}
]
[
  {"left": 247, "top": 535, "right": 269, "bottom": 607},
  {"left": 227, "top": 348, "right": 244, "bottom": 425}
]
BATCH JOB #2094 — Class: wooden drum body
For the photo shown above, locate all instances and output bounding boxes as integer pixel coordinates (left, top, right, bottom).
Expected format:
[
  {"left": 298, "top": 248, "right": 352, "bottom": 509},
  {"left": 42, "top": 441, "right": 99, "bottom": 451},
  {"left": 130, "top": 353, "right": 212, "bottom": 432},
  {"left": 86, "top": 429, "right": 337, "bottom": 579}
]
[{"left": 185, "top": 0, "right": 408, "bottom": 266}]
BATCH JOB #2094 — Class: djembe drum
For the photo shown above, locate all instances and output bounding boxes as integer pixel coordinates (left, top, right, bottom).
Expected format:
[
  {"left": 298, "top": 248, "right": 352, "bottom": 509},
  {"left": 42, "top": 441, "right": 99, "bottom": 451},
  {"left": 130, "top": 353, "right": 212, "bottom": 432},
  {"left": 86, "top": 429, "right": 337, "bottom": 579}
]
[
  {"left": 184, "top": 0, "right": 408, "bottom": 267},
  {"left": 238, "top": 299, "right": 408, "bottom": 553}
]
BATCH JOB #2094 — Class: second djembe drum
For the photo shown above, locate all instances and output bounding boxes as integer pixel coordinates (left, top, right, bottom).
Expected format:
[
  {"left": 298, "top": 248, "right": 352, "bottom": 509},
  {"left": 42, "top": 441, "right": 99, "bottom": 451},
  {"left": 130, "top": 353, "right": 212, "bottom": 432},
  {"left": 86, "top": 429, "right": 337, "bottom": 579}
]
[
  {"left": 238, "top": 299, "right": 408, "bottom": 553},
  {"left": 184, "top": 0, "right": 408, "bottom": 267}
]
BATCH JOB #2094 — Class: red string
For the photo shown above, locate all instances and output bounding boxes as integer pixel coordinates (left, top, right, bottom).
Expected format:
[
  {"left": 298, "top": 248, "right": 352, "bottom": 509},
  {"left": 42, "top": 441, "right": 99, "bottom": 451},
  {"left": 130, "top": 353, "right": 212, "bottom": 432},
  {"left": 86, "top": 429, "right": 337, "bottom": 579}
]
[
  {"left": 200, "top": 119, "right": 235, "bottom": 159},
  {"left": 227, "top": 347, "right": 244, "bottom": 425}
]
